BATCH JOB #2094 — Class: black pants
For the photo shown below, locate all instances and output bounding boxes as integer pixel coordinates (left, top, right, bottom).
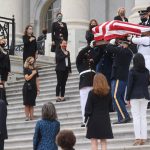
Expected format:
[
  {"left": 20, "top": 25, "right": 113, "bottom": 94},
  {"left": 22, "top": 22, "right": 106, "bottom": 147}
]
[
  {"left": 56, "top": 70, "right": 69, "bottom": 97},
  {"left": 0, "top": 139, "right": 4, "bottom": 150}
]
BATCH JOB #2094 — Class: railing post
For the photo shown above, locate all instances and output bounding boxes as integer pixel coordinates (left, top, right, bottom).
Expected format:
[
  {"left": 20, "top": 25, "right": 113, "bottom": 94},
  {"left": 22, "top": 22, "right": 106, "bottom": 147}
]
[{"left": 10, "top": 15, "right": 15, "bottom": 55}]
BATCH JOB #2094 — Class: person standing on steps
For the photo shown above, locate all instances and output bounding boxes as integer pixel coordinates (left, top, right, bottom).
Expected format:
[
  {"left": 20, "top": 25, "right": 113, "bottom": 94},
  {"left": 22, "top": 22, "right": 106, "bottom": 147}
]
[
  {"left": 55, "top": 40, "right": 71, "bottom": 102},
  {"left": 126, "top": 53, "right": 150, "bottom": 146},
  {"left": 106, "top": 39, "right": 135, "bottom": 124},
  {"left": 128, "top": 28, "right": 150, "bottom": 109},
  {"left": 76, "top": 43, "right": 98, "bottom": 127},
  {"left": 51, "top": 13, "right": 68, "bottom": 52},
  {"left": 23, "top": 57, "right": 40, "bottom": 121},
  {"left": 0, "top": 83, "right": 8, "bottom": 150},
  {"left": 33, "top": 102, "right": 60, "bottom": 150},
  {"left": 85, "top": 19, "right": 98, "bottom": 46},
  {"left": 84, "top": 73, "right": 113, "bottom": 150},
  {"left": 114, "top": 7, "right": 128, "bottom": 22},
  {"left": 23, "top": 25, "right": 37, "bottom": 63}
]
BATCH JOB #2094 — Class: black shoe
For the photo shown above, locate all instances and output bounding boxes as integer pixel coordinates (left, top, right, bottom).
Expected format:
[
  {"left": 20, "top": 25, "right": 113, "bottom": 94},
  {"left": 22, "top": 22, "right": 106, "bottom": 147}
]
[
  {"left": 113, "top": 118, "right": 131, "bottom": 124},
  {"left": 81, "top": 123, "right": 85, "bottom": 127}
]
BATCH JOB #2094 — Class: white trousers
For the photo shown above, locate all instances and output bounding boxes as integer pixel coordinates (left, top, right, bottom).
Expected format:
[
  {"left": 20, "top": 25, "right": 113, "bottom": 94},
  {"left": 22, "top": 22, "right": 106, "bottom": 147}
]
[
  {"left": 80, "top": 87, "right": 92, "bottom": 122},
  {"left": 130, "top": 99, "right": 148, "bottom": 139}
]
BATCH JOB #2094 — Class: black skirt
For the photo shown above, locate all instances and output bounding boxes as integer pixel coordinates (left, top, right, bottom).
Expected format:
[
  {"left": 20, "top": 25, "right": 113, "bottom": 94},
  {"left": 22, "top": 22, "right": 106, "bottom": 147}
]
[
  {"left": 22, "top": 82, "right": 37, "bottom": 106},
  {"left": 86, "top": 113, "right": 113, "bottom": 139}
]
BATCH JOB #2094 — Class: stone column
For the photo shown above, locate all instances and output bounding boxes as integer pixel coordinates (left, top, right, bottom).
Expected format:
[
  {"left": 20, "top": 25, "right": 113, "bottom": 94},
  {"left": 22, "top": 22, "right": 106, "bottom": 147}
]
[
  {"left": 129, "top": 0, "right": 150, "bottom": 23},
  {"left": 60, "top": 0, "right": 90, "bottom": 62},
  {"left": 0, "top": 0, "right": 30, "bottom": 42}
]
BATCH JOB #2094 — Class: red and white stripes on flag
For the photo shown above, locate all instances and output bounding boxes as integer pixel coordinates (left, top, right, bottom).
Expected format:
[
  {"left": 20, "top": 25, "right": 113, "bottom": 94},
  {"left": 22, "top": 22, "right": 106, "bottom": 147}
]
[{"left": 92, "top": 20, "right": 150, "bottom": 41}]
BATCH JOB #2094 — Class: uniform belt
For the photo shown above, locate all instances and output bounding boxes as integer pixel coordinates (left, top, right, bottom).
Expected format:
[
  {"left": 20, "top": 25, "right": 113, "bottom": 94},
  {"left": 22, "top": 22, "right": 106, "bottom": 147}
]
[{"left": 80, "top": 69, "right": 96, "bottom": 76}]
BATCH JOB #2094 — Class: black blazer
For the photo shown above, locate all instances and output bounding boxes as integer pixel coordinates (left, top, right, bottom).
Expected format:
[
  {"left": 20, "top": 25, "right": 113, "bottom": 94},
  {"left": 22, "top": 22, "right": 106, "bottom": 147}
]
[
  {"left": 126, "top": 68, "right": 150, "bottom": 100},
  {"left": 22, "top": 35, "right": 37, "bottom": 62},
  {"left": 114, "top": 15, "right": 128, "bottom": 22},
  {"left": 55, "top": 48, "right": 71, "bottom": 73},
  {"left": 51, "top": 22, "right": 68, "bottom": 42},
  {"left": 85, "top": 30, "right": 94, "bottom": 45},
  {"left": 106, "top": 44, "right": 133, "bottom": 81},
  {"left": 0, "top": 99, "right": 7, "bottom": 140}
]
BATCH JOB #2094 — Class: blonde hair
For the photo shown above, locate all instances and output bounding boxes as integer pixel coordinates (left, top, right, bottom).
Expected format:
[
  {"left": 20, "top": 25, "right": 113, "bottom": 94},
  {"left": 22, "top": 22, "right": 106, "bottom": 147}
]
[
  {"left": 117, "top": 7, "right": 125, "bottom": 16},
  {"left": 24, "top": 56, "right": 35, "bottom": 69},
  {"left": 93, "top": 73, "right": 110, "bottom": 96}
]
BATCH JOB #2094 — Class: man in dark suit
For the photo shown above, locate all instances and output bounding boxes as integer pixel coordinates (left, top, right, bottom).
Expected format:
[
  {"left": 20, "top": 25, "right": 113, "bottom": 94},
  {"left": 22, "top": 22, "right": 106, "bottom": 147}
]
[
  {"left": 76, "top": 44, "right": 98, "bottom": 127},
  {"left": 114, "top": 7, "right": 128, "bottom": 22},
  {"left": 51, "top": 13, "right": 68, "bottom": 52},
  {"left": 0, "top": 83, "right": 8, "bottom": 150}
]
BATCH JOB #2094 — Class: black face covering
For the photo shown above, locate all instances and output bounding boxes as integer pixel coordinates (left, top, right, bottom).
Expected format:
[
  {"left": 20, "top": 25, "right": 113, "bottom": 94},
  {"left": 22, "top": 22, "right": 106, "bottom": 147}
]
[
  {"left": 90, "top": 25, "right": 97, "bottom": 30},
  {"left": 0, "top": 43, "right": 5, "bottom": 48},
  {"left": 141, "top": 17, "right": 147, "bottom": 23}
]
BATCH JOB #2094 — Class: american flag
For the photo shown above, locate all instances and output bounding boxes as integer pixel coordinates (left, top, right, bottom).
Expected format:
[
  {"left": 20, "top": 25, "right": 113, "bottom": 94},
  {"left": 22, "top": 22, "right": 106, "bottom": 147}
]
[{"left": 92, "top": 20, "right": 150, "bottom": 41}]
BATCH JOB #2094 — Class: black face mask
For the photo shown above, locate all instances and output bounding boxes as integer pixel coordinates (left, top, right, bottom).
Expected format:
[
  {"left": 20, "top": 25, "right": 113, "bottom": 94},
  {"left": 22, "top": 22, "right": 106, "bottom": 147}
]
[
  {"left": 141, "top": 17, "right": 147, "bottom": 23},
  {"left": 90, "top": 25, "right": 97, "bottom": 30},
  {"left": 0, "top": 43, "right": 5, "bottom": 48}
]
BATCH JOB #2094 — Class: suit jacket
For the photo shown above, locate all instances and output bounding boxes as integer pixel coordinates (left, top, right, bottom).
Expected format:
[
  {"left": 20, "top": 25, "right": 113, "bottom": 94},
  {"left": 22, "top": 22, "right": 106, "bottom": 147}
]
[
  {"left": 55, "top": 48, "right": 71, "bottom": 73},
  {"left": 85, "top": 30, "right": 94, "bottom": 45},
  {"left": 114, "top": 15, "right": 128, "bottom": 22},
  {"left": 0, "top": 99, "right": 7, "bottom": 140},
  {"left": 126, "top": 68, "right": 150, "bottom": 100},
  {"left": 51, "top": 22, "right": 68, "bottom": 42}
]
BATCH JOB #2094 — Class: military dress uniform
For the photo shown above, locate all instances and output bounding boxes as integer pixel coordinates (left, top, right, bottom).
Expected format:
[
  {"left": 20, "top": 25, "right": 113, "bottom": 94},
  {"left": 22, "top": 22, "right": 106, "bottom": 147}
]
[
  {"left": 76, "top": 45, "right": 98, "bottom": 123},
  {"left": 106, "top": 44, "right": 135, "bottom": 123}
]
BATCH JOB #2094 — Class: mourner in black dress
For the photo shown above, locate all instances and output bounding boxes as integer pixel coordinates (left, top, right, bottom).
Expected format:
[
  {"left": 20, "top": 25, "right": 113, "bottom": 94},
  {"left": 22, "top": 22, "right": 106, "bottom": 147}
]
[
  {"left": 55, "top": 40, "right": 71, "bottom": 102},
  {"left": 0, "top": 38, "right": 11, "bottom": 84},
  {"left": 22, "top": 25, "right": 37, "bottom": 63},
  {"left": 114, "top": 7, "right": 128, "bottom": 22},
  {"left": 76, "top": 45, "right": 98, "bottom": 127},
  {"left": 51, "top": 13, "right": 68, "bottom": 52},
  {"left": 23, "top": 57, "right": 40, "bottom": 121},
  {"left": 85, "top": 73, "right": 113, "bottom": 150},
  {"left": 0, "top": 84, "right": 8, "bottom": 150},
  {"left": 85, "top": 19, "right": 98, "bottom": 45}
]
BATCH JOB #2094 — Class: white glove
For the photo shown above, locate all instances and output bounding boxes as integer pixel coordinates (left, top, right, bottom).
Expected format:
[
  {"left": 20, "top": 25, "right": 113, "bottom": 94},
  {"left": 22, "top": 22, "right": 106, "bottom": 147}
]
[
  {"left": 127, "top": 34, "right": 136, "bottom": 41},
  {"left": 90, "top": 40, "right": 95, "bottom": 48},
  {"left": 109, "top": 39, "right": 116, "bottom": 45}
]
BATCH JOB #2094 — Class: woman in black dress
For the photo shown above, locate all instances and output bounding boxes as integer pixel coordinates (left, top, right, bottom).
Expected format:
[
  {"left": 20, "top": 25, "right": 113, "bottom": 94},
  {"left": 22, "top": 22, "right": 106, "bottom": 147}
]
[
  {"left": 84, "top": 73, "right": 113, "bottom": 150},
  {"left": 85, "top": 19, "right": 98, "bottom": 46},
  {"left": 55, "top": 40, "right": 71, "bottom": 102},
  {"left": 22, "top": 25, "right": 37, "bottom": 63},
  {"left": 0, "top": 38, "right": 10, "bottom": 84},
  {"left": 23, "top": 56, "right": 40, "bottom": 121}
]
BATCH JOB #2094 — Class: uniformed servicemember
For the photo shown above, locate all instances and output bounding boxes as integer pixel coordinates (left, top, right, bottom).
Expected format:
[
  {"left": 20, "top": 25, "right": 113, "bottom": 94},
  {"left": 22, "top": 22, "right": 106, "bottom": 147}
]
[
  {"left": 106, "top": 39, "right": 136, "bottom": 124},
  {"left": 128, "top": 28, "right": 150, "bottom": 108},
  {"left": 76, "top": 44, "right": 98, "bottom": 127},
  {"left": 138, "top": 7, "right": 150, "bottom": 26}
]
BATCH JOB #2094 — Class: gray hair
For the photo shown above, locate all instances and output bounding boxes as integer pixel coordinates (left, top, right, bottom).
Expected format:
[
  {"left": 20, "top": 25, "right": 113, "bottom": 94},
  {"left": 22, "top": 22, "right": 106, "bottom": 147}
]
[{"left": 42, "top": 102, "right": 58, "bottom": 120}]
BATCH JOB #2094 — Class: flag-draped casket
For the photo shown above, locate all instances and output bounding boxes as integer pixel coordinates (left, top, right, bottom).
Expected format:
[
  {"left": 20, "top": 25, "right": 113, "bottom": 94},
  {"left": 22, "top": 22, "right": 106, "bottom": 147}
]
[{"left": 92, "top": 20, "right": 150, "bottom": 41}]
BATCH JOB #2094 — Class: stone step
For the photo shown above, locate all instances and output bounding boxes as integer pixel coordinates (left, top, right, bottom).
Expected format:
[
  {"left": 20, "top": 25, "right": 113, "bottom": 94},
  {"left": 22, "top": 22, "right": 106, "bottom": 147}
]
[
  {"left": 7, "top": 74, "right": 79, "bottom": 86},
  {"left": 6, "top": 79, "right": 79, "bottom": 91},
  {"left": 5, "top": 129, "right": 150, "bottom": 147},
  {"left": 6, "top": 87, "right": 79, "bottom": 98},
  {"left": 6, "top": 84, "right": 79, "bottom": 95}
]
